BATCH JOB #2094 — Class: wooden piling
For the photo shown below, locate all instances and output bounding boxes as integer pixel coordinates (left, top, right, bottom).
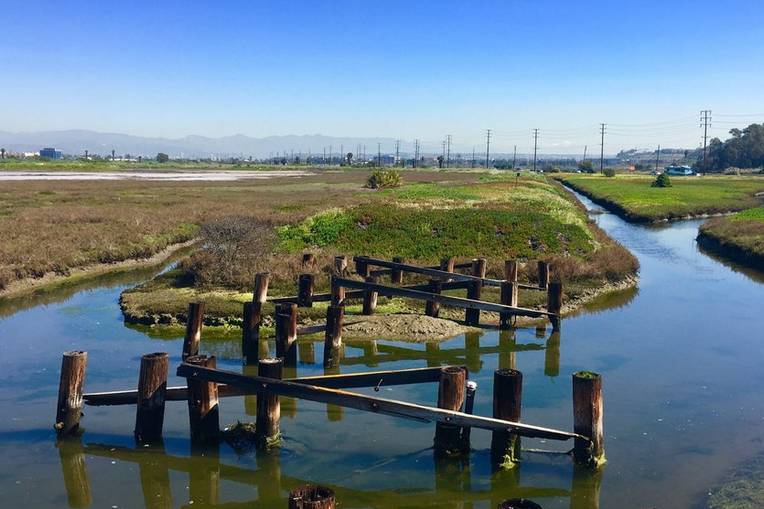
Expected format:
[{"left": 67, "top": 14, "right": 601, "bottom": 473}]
[
  {"left": 355, "top": 257, "right": 370, "bottom": 277},
  {"left": 323, "top": 305, "right": 344, "bottom": 368},
  {"left": 301, "top": 253, "right": 316, "bottom": 269},
  {"left": 504, "top": 260, "right": 518, "bottom": 283},
  {"left": 433, "top": 366, "right": 467, "bottom": 454},
  {"left": 134, "top": 352, "right": 169, "bottom": 443},
  {"left": 362, "top": 275, "right": 379, "bottom": 315},
  {"left": 425, "top": 279, "right": 442, "bottom": 317},
  {"left": 182, "top": 302, "right": 205, "bottom": 360},
  {"left": 298, "top": 274, "right": 315, "bottom": 307},
  {"left": 275, "top": 303, "right": 298, "bottom": 366},
  {"left": 572, "top": 371, "right": 605, "bottom": 467},
  {"left": 186, "top": 355, "right": 219, "bottom": 444},
  {"left": 55, "top": 350, "right": 87, "bottom": 437},
  {"left": 256, "top": 358, "right": 282, "bottom": 447},
  {"left": 242, "top": 302, "right": 260, "bottom": 365},
  {"left": 499, "top": 281, "right": 519, "bottom": 329},
  {"left": 491, "top": 368, "right": 523, "bottom": 469},
  {"left": 440, "top": 257, "right": 456, "bottom": 282},
  {"left": 391, "top": 256, "right": 404, "bottom": 284},
  {"left": 547, "top": 281, "right": 563, "bottom": 331},
  {"left": 330, "top": 275, "right": 345, "bottom": 305},
  {"left": 333, "top": 255, "right": 348, "bottom": 275},
  {"left": 252, "top": 272, "right": 270, "bottom": 304},
  {"left": 464, "top": 279, "right": 482, "bottom": 325},
  {"left": 471, "top": 258, "right": 487, "bottom": 278},
  {"left": 537, "top": 261, "right": 550, "bottom": 290},
  {"left": 288, "top": 484, "right": 336, "bottom": 509}
]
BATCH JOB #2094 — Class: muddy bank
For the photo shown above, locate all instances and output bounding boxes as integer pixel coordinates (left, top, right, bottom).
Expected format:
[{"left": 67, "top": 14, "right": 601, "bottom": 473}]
[
  {"left": 696, "top": 230, "right": 764, "bottom": 270},
  {"left": 0, "top": 240, "right": 197, "bottom": 302}
]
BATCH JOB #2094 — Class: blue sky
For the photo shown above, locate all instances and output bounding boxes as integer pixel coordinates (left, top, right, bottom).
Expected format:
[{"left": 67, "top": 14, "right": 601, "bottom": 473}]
[{"left": 1, "top": 0, "right": 763, "bottom": 153}]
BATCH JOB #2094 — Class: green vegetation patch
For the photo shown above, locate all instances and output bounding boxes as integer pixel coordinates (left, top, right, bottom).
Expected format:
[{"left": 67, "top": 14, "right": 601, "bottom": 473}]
[
  {"left": 698, "top": 206, "right": 764, "bottom": 268},
  {"left": 561, "top": 174, "right": 764, "bottom": 222}
]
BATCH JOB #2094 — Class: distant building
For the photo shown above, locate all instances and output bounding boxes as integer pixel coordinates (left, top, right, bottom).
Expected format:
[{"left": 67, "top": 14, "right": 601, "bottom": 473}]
[
  {"left": 39, "top": 147, "right": 62, "bottom": 159},
  {"left": 665, "top": 165, "right": 695, "bottom": 176}
]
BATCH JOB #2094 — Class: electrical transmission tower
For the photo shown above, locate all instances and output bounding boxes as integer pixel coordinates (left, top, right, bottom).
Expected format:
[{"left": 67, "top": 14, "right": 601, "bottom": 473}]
[
  {"left": 700, "top": 110, "right": 712, "bottom": 172},
  {"left": 532, "top": 128, "right": 539, "bottom": 172},
  {"left": 446, "top": 135, "right": 452, "bottom": 168},
  {"left": 485, "top": 129, "right": 492, "bottom": 168},
  {"left": 471, "top": 147, "right": 475, "bottom": 168},
  {"left": 395, "top": 139, "right": 400, "bottom": 166},
  {"left": 413, "top": 139, "right": 420, "bottom": 168},
  {"left": 512, "top": 145, "right": 517, "bottom": 169},
  {"left": 599, "top": 123, "right": 607, "bottom": 173}
]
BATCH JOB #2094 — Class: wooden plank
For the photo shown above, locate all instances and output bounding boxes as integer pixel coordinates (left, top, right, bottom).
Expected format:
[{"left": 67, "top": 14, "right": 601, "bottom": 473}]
[
  {"left": 355, "top": 256, "right": 504, "bottom": 287},
  {"left": 370, "top": 261, "right": 472, "bottom": 278},
  {"left": 84, "top": 366, "right": 456, "bottom": 406},
  {"left": 176, "top": 363, "right": 583, "bottom": 441},
  {"left": 270, "top": 281, "right": 472, "bottom": 305},
  {"left": 334, "top": 277, "right": 555, "bottom": 318},
  {"left": 296, "top": 324, "right": 327, "bottom": 336}
]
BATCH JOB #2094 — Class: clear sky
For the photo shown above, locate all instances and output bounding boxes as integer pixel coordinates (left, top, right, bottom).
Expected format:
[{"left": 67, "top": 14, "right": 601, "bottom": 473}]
[{"left": 1, "top": 0, "right": 763, "bottom": 153}]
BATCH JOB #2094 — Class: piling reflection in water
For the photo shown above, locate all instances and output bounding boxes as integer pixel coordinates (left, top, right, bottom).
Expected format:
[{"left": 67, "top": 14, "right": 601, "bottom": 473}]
[
  {"left": 544, "top": 331, "right": 561, "bottom": 378},
  {"left": 57, "top": 439, "right": 92, "bottom": 509},
  {"left": 139, "top": 442, "right": 172, "bottom": 509}
]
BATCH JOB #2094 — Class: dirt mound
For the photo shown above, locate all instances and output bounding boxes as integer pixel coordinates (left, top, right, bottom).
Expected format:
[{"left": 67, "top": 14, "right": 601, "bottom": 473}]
[{"left": 343, "top": 313, "right": 474, "bottom": 342}]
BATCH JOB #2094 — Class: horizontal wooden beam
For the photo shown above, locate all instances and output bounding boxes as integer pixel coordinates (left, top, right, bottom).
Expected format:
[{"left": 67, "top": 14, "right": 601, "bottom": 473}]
[
  {"left": 355, "top": 256, "right": 504, "bottom": 287},
  {"left": 176, "top": 363, "right": 583, "bottom": 441},
  {"left": 334, "top": 277, "right": 555, "bottom": 318},
  {"left": 370, "top": 261, "right": 473, "bottom": 277},
  {"left": 83, "top": 366, "right": 456, "bottom": 406}
]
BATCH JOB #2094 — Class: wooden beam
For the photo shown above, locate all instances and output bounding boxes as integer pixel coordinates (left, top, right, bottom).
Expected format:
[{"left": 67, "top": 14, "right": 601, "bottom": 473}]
[
  {"left": 84, "top": 366, "right": 458, "bottom": 406},
  {"left": 333, "top": 277, "right": 556, "bottom": 318},
  {"left": 354, "top": 256, "right": 505, "bottom": 287},
  {"left": 176, "top": 363, "right": 583, "bottom": 441}
]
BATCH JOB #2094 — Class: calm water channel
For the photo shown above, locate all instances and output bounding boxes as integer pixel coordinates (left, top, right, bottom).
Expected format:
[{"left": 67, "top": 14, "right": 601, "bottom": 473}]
[{"left": 0, "top": 192, "right": 762, "bottom": 508}]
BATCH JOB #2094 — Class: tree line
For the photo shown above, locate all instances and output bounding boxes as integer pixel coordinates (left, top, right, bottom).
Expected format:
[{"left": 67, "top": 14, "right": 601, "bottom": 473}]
[{"left": 705, "top": 123, "right": 764, "bottom": 171}]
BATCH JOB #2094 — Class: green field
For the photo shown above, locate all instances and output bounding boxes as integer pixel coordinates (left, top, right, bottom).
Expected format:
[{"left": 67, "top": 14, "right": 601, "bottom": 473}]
[
  {"left": 559, "top": 174, "right": 764, "bottom": 222},
  {"left": 698, "top": 206, "right": 764, "bottom": 267}
]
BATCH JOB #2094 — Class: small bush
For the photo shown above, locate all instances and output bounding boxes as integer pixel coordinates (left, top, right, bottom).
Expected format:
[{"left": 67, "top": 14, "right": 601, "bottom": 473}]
[
  {"left": 367, "top": 170, "right": 402, "bottom": 189},
  {"left": 651, "top": 173, "right": 672, "bottom": 188},
  {"left": 603, "top": 168, "right": 616, "bottom": 177}
]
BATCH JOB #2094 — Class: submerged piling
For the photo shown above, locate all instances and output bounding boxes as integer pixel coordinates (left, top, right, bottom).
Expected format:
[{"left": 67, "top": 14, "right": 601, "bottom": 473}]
[
  {"left": 186, "top": 355, "right": 219, "bottom": 444},
  {"left": 547, "top": 281, "right": 563, "bottom": 331},
  {"left": 182, "top": 302, "right": 205, "bottom": 360},
  {"left": 55, "top": 350, "right": 88, "bottom": 437},
  {"left": 434, "top": 366, "right": 467, "bottom": 454},
  {"left": 323, "top": 305, "right": 344, "bottom": 368},
  {"left": 499, "top": 280, "right": 518, "bottom": 328},
  {"left": 491, "top": 368, "right": 523, "bottom": 469},
  {"left": 256, "top": 358, "right": 282, "bottom": 448},
  {"left": 572, "top": 371, "right": 605, "bottom": 468},
  {"left": 275, "top": 303, "right": 298, "bottom": 366},
  {"left": 134, "top": 352, "right": 169, "bottom": 443}
]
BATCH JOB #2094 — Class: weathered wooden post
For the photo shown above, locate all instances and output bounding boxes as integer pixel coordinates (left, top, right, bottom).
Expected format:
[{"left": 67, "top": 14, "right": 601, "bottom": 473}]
[
  {"left": 243, "top": 273, "right": 269, "bottom": 365},
  {"left": 288, "top": 484, "right": 336, "bottom": 509},
  {"left": 425, "top": 279, "right": 442, "bottom": 317},
  {"left": 465, "top": 279, "right": 482, "bottom": 325},
  {"left": 333, "top": 255, "right": 348, "bottom": 275},
  {"left": 182, "top": 302, "right": 205, "bottom": 360},
  {"left": 355, "top": 257, "right": 369, "bottom": 277},
  {"left": 537, "top": 261, "right": 550, "bottom": 290},
  {"left": 471, "top": 257, "right": 487, "bottom": 278},
  {"left": 275, "top": 303, "right": 298, "bottom": 366},
  {"left": 330, "top": 275, "right": 345, "bottom": 305},
  {"left": 256, "top": 358, "right": 282, "bottom": 448},
  {"left": 55, "top": 350, "right": 87, "bottom": 437},
  {"left": 134, "top": 352, "right": 169, "bottom": 443},
  {"left": 434, "top": 366, "right": 467, "bottom": 454},
  {"left": 391, "top": 256, "right": 404, "bottom": 284},
  {"left": 504, "top": 260, "right": 518, "bottom": 283},
  {"left": 572, "top": 371, "right": 605, "bottom": 468},
  {"left": 301, "top": 253, "right": 316, "bottom": 269},
  {"left": 491, "top": 369, "right": 523, "bottom": 469},
  {"left": 547, "top": 281, "right": 563, "bottom": 331},
  {"left": 57, "top": 439, "right": 92, "bottom": 508},
  {"left": 298, "top": 274, "right": 315, "bottom": 307},
  {"left": 499, "top": 281, "right": 518, "bottom": 328},
  {"left": 186, "top": 355, "right": 219, "bottom": 444},
  {"left": 362, "top": 275, "right": 379, "bottom": 315},
  {"left": 440, "top": 257, "right": 456, "bottom": 282},
  {"left": 323, "top": 305, "right": 344, "bottom": 368}
]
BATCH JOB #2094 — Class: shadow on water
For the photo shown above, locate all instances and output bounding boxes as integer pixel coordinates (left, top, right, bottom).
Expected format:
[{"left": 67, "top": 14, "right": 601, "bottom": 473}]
[{"left": 696, "top": 243, "right": 764, "bottom": 284}]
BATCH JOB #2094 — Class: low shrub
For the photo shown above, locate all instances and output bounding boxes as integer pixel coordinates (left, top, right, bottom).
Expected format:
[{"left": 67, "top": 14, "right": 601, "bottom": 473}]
[
  {"left": 367, "top": 170, "right": 402, "bottom": 189},
  {"left": 651, "top": 173, "right": 672, "bottom": 188},
  {"left": 603, "top": 168, "right": 616, "bottom": 177}
]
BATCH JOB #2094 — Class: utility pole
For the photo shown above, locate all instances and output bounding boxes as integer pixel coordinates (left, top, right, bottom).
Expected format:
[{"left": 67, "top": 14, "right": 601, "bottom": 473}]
[
  {"left": 446, "top": 135, "right": 452, "bottom": 168},
  {"left": 441, "top": 140, "right": 446, "bottom": 167},
  {"left": 532, "top": 128, "right": 539, "bottom": 172},
  {"left": 413, "top": 139, "right": 420, "bottom": 167},
  {"left": 582, "top": 144, "right": 587, "bottom": 162},
  {"left": 329, "top": 145, "right": 332, "bottom": 165},
  {"left": 512, "top": 145, "right": 517, "bottom": 169},
  {"left": 323, "top": 147, "right": 326, "bottom": 165},
  {"left": 599, "top": 123, "right": 606, "bottom": 173},
  {"left": 395, "top": 139, "right": 400, "bottom": 166},
  {"left": 700, "top": 110, "right": 712, "bottom": 172},
  {"left": 655, "top": 145, "right": 661, "bottom": 173},
  {"left": 377, "top": 143, "right": 381, "bottom": 166},
  {"left": 485, "top": 129, "right": 492, "bottom": 168},
  {"left": 471, "top": 147, "right": 475, "bottom": 168},
  {"left": 340, "top": 144, "right": 344, "bottom": 165}
]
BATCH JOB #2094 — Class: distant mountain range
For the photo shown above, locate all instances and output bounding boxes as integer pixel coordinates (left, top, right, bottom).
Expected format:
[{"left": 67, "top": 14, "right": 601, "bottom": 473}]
[{"left": 0, "top": 129, "right": 401, "bottom": 158}]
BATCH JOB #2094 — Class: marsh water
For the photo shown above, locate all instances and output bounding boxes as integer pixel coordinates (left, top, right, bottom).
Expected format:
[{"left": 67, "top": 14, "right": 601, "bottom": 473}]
[{"left": 1, "top": 192, "right": 763, "bottom": 508}]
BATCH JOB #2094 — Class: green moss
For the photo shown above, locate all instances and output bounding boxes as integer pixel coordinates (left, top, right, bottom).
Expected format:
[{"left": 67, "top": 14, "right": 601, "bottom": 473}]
[{"left": 574, "top": 371, "right": 600, "bottom": 379}]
